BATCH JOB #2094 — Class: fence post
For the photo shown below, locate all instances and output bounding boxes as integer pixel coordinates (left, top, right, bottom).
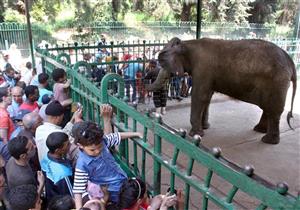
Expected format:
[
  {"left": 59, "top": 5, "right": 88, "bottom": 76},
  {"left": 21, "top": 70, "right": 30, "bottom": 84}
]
[{"left": 153, "top": 113, "right": 162, "bottom": 195}]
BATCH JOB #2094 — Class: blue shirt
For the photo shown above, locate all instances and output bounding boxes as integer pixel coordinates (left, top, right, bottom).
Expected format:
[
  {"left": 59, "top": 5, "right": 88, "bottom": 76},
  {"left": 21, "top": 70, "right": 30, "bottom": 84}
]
[
  {"left": 38, "top": 87, "right": 53, "bottom": 104},
  {"left": 124, "top": 63, "right": 142, "bottom": 79},
  {"left": 7, "top": 100, "right": 21, "bottom": 119},
  {"left": 41, "top": 154, "right": 73, "bottom": 202},
  {"left": 73, "top": 132, "right": 127, "bottom": 193}
]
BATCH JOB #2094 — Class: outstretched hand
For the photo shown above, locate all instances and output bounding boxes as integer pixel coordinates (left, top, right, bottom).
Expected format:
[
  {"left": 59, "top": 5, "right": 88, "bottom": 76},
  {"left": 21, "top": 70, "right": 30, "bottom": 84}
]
[
  {"left": 100, "top": 104, "right": 113, "bottom": 119},
  {"left": 160, "top": 193, "right": 177, "bottom": 210}
]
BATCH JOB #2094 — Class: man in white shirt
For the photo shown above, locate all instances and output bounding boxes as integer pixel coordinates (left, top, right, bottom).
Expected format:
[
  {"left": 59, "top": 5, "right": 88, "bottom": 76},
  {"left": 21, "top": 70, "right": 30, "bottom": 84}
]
[{"left": 35, "top": 100, "right": 82, "bottom": 166}]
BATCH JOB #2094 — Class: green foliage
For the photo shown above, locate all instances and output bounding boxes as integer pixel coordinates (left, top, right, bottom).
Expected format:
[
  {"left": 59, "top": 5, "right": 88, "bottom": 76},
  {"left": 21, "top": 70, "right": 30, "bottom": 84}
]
[
  {"left": 203, "top": 0, "right": 253, "bottom": 23},
  {"left": 4, "top": 8, "right": 25, "bottom": 23}
]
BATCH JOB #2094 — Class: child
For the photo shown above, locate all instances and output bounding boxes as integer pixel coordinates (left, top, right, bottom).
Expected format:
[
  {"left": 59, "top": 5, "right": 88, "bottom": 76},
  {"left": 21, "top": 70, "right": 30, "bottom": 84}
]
[
  {"left": 41, "top": 132, "right": 73, "bottom": 204},
  {"left": 38, "top": 73, "right": 53, "bottom": 105},
  {"left": 118, "top": 178, "right": 184, "bottom": 210},
  {"left": 52, "top": 68, "right": 72, "bottom": 127},
  {"left": 72, "top": 119, "right": 142, "bottom": 209}
]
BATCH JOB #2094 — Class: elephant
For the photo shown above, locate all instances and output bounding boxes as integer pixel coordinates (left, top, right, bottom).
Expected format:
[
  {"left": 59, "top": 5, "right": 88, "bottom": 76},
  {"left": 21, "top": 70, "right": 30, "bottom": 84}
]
[{"left": 147, "top": 37, "right": 297, "bottom": 144}]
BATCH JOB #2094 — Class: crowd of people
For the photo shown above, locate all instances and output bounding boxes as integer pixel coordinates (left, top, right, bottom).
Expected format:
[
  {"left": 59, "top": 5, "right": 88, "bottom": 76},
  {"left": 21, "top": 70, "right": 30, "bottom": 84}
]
[
  {"left": 0, "top": 46, "right": 185, "bottom": 210},
  {"left": 81, "top": 35, "right": 192, "bottom": 116}
]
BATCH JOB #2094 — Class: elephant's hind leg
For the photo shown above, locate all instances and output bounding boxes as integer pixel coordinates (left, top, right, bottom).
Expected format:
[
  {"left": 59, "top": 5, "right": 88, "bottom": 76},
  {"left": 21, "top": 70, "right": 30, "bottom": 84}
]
[
  {"left": 254, "top": 111, "right": 268, "bottom": 133},
  {"left": 261, "top": 115, "right": 280, "bottom": 144}
]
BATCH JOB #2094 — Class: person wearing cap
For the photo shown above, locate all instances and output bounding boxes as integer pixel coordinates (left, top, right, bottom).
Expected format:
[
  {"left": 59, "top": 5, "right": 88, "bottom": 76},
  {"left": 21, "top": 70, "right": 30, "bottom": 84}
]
[
  {"left": 7, "top": 86, "right": 23, "bottom": 119},
  {"left": 35, "top": 100, "right": 82, "bottom": 164},
  {"left": 9, "top": 109, "right": 31, "bottom": 140},
  {"left": 0, "top": 87, "right": 14, "bottom": 143}
]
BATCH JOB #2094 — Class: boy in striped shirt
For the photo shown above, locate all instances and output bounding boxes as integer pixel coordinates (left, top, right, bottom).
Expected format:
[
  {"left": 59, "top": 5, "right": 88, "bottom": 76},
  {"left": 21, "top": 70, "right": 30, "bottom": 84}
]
[{"left": 72, "top": 118, "right": 142, "bottom": 209}]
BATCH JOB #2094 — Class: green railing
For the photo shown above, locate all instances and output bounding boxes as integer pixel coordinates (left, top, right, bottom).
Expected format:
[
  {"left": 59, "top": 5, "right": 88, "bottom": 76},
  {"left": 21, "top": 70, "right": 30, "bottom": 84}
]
[
  {"left": 36, "top": 46, "right": 300, "bottom": 210},
  {"left": 0, "top": 21, "right": 294, "bottom": 57},
  {"left": 0, "top": 22, "right": 52, "bottom": 57}
]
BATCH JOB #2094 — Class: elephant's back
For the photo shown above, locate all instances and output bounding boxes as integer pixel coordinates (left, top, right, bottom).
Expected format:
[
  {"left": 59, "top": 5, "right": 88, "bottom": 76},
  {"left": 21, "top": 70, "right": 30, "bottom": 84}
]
[{"left": 187, "top": 38, "right": 294, "bottom": 80}]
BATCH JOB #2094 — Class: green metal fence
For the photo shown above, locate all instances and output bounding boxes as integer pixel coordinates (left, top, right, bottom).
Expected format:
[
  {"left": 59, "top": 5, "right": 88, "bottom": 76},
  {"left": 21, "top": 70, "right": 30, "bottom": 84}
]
[
  {"left": 36, "top": 46, "right": 300, "bottom": 210},
  {"left": 0, "top": 22, "right": 52, "bottom": 57},
  {"left": 0, "top": 21, "right": 294, "bottom": 57}
]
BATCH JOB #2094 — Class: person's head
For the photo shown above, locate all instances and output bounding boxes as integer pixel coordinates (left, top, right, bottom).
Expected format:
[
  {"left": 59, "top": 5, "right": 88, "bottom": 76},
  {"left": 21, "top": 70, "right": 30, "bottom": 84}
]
[
  {"left": 52, "top": 68, "right": 66, "bottom": 83},
  {"left": 83, "top": 199, "right": 103, "bottom": 210},
  {"left": 11, "top": 86, "right": 23, "bottom": 104},
  {"left": 8, "top": 136, "right": 35, "bottom": 161},
  {"left": 8, "top": 184, "right": 38, "bottom": 210},
  {"left": 5, "top": 67, "right": 15, "bottom": 78},
  {"left": 149, "top": 59, "right": 157, "bottom": 69},
  {"left": 118, "top": 177, "right": 147, "bottom": 209},
  {"left": 42, "top": 94, "right": 52, "bottom": 104},
  {"left": 25, "top": 62, "right": 32, "bottom": 70},
  {"left": 38, "top": 73, "right": 49, "bottom": 87},
  {"left": 22, "top": 111, "right": 43, "bottom": 134},
  {"left": 48, "top": 195, "right": 75, "bottom": 210},
  {"left": 45, "top": 100, "right": 65, "bottom": 125},
  {"left": 46, "top": 132, "right": 70, "bottom": 157},
  {"left": 16, "top": 81, "right": 26, "bottom": 90},
  {"left": 73, "top": 121, "right": 104, "bottom": 157},
  {"left": 25, "top": 85, "right": 39, "bottom": 102},
  {"left": 13, "top": 109, "right": 30, "bottom": 126},
  {"left": 0, "top": 87, "right": 12, "bottom": 106},
  {"left": 3, "top": 51, "right": 9, "bottom": 61}
]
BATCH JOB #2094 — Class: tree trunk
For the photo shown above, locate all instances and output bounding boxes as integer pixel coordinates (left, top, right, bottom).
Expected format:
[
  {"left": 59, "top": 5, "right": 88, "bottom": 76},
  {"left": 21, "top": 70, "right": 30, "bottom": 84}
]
[
  {"left": 112, "top": 0, "right": 120, "bottom": 20},
  {"left": 0, "top": 0, "right": 4, "bottom": 22},
  {"left": 133, "top": 0, "right": 143, "bottom": 11},
  {"left": 180, "top": 2, "right": 193, "bottom": 21}
]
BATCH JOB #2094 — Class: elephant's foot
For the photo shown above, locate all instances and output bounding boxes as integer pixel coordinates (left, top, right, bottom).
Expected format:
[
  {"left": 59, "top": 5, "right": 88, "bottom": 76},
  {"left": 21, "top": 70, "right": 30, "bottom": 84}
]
[
  {"left": 189, "top": 129, "right": 204, "bottom": 137},
  {"left": 203, "top": 122, "right": 210, "bottom": 130},
  {"left": 253, "top": 124, "right": 267, "bottom": 133},
  {"left": 261, "top": 134, "right": 280, "bottom": 144}
]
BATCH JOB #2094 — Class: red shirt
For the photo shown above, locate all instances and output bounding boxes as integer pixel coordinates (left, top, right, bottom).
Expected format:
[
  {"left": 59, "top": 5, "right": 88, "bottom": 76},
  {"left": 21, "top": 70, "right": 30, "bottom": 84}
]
[
  {"left": 19, "top": 101, "right": 39, "bottom": 112},
  {"left": 0, "top": 107, "right": 15, "bottom": 140}
]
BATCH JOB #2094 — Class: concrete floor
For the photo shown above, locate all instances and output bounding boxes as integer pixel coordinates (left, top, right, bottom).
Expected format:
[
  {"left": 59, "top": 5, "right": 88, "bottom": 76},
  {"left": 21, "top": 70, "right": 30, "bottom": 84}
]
[{"left": 135, "top": 86, "right": 300, "bottom": 209}]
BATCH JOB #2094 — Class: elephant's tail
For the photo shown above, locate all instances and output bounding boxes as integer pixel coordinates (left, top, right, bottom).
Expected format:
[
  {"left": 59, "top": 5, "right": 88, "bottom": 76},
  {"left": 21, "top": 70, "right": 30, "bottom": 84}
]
[{"left": 287, "top": 57, "right": 297, "bottom": 130}]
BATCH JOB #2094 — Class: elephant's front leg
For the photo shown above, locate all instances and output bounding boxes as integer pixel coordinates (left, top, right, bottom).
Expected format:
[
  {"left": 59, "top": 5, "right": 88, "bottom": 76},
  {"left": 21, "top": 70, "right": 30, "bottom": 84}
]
[
  {"left": 202, "top": 104, "right": 210, "bottom": 129},
  {"left": 189, "top": 91, "right": 213, "bottom": 137},
  {"left": 261, "top": 115, "right": 280, "bottom": 144}
]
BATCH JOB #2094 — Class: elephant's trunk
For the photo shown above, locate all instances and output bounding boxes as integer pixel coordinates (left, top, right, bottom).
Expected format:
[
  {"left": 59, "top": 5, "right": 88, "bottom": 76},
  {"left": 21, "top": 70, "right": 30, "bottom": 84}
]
[{"left": 145, "top": 69, "right": 170, "bottom": 91}]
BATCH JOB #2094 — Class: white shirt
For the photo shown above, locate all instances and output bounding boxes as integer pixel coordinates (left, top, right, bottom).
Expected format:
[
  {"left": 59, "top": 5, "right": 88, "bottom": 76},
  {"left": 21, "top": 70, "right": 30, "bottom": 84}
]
[{"left": 35, "top": 121, "right": 74, "bottom": 163}]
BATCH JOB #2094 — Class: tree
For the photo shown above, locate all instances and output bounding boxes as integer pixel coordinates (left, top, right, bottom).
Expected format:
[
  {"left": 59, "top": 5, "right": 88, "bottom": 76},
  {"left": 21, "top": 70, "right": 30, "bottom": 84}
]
[
  {"left": 0, "top": 0, "right": 5, "bottom": 22},
  {"left": 248, "top": 0, "right": 277, "bottom": 24},
  {"left": 203, "top": 0, "right": 252, "bottom": 23}
]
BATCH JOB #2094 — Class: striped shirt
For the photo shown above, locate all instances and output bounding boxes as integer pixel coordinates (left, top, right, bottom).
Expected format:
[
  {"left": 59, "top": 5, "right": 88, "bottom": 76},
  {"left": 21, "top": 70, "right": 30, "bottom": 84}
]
[{"left": 73, "top": 132, "right": 127, "bottom": 194}]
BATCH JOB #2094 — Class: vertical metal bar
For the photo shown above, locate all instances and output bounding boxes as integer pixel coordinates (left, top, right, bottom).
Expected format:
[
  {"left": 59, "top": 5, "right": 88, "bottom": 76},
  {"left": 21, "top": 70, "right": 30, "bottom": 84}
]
[
  {"left": 25, "top": 0, "right": 35, "bottom": 67},
  {"left": 196, "top": 0, "right": 202, "bottom": 39},
  {"left": 153, "top": 115, "right": 162, "bottom": 195},
  {"left": 132, "top": 107, "right": 138, "bottom": 175},
  {"left": 294, "top": 1, "right": 300, "bottom": 40},
  {"left": 226, "top": 186, "right": 239, "bottom": 203},
  {"left": 170, "top": 148, "right": 179, "bottom": 195},
  {"left": 202, "top": 170, "right": 213, "bottom": 210},
  {"left": 124, "top": 112, "right": 129, "bottom": 165}
]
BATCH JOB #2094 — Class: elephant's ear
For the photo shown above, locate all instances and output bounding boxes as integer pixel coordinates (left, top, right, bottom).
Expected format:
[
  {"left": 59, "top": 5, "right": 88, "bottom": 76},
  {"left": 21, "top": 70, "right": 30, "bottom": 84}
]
[{"left": 158, "top": 37, "right": 186, "bottom": 75}]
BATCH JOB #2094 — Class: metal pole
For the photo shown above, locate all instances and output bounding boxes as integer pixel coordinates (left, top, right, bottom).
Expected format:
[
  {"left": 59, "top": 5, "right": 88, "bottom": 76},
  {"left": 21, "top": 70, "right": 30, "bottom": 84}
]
[
  {"left": 25, "top": 0, "right": 35, "bottom": 67},
  {"left": 196, "top": 0, "right": 202, "bottom": 39},
  {"left": 295, "top": 3, "right": 300, "bottom": 40}
]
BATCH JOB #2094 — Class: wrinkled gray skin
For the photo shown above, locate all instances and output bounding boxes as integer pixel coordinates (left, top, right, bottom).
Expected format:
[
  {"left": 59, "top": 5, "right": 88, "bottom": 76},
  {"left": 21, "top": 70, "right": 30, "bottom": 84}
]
[{"left": 148, "top": 37, "right": 297, "bottom": 144}]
